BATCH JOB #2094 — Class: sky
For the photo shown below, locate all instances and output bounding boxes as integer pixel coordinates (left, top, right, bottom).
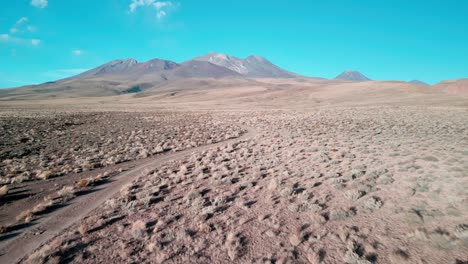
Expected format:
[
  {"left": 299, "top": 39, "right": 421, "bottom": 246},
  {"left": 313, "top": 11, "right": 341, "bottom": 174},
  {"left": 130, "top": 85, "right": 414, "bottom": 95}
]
[{"left": 1, "top": 0, "right": 468, "bottom": 88}]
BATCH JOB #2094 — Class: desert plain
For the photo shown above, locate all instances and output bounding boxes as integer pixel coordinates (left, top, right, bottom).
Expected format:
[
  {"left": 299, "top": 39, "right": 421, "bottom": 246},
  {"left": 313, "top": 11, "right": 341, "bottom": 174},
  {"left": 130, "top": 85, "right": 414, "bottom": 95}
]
[{"left": 0, "top": 76, "right": 467, "bottom": 264}]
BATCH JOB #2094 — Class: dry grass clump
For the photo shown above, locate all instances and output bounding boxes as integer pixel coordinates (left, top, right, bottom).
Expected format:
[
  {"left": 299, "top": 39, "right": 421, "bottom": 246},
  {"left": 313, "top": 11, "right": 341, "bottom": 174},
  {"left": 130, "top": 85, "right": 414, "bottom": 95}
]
[
  {"left": 32, "top": 198, "right": 55, "bottom": 214},
  {"left": 361, "top": 197, "right": 384, "bottom": 211},
  {"left": 344, "top": 189, "right": 366, "bottom": 201},
  {"left": 76, "top": 178, "right": 91, "bottom": 188},
  {"left": 17, "top": 197, "right": 56, "bottom": 223},
  {"left": 0, "top": 185, "right": 9, "bottom": 197},
  {"left": 329, "top": 208, "right": 356, "bottom": 221},
  {"left": 15, "top": 185, "right": 77, "bottom": 225},
  {"left": 131, "top": 220, "right": 148, "bottom": 239},
  {"left": 78, "top": 224, "right": 89, "bottom": 236},
  {"left": 288, "top": 201, "right": 323, "bottom": 213},
  {"left": 24, "top": 237, "right": 66, "bottom": 264},
  {"left": 26, "top": 245, "right": 52, "bottom": 264},
  {"left": 454, "top": 224, "right": 468, "bottom": 239},
  {"left": 11, "top": 174, "right": 29, "bottom": 184},
  {"left": 57, "top": 186, "right": 76, "bottom": 201},
  {"left": 75, "top": 173, "right": 109, "bottom": 188},
  {"left": 36, "top": 170, "right": 53, "bottom": 180},
  {"left": 225, "top": 232, "right": 247, "bottom": 261},
  {"left": 16, "top": 210, "right": 34, "bottom": 224}
]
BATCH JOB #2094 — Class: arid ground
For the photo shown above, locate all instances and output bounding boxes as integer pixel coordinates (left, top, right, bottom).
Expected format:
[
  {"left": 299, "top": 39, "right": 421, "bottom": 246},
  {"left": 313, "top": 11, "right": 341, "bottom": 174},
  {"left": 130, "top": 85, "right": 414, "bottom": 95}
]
[{"left": 0, "top": 78, "right": 467, "bottom": 264}]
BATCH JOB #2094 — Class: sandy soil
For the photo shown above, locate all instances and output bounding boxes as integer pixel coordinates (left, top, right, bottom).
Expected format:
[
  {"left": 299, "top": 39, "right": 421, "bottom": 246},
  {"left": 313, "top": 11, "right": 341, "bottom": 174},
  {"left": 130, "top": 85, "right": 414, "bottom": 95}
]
[{"left": 0, "top": 78, "right": 467, "bottom": 264}]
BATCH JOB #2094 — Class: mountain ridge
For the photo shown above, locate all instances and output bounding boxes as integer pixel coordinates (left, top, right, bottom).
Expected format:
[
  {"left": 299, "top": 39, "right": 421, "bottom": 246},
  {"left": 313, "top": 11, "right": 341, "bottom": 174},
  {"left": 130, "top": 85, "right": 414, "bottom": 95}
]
[
  {"left": 192, "top": 52, "right": 298, "bottom": 78},
  {"left": 335, "top": 70, "right": 371, "bottom": 82}
]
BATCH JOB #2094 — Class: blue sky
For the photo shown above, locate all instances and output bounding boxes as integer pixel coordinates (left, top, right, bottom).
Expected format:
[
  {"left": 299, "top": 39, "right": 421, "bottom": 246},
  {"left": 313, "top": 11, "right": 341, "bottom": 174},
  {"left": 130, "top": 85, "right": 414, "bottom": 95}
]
[{"left": 1, "top": 0, "right": 467, "bottom": 88}]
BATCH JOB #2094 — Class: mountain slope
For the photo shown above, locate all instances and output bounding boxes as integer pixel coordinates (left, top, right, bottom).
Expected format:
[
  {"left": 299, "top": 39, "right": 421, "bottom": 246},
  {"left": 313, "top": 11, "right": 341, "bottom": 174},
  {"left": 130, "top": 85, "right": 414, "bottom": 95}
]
[
  {"left": 0, "top": 57, "right": 243, "bottom": 99},
  {"left": 335, "top": 70, "right": 371, "bottom": 81},
  {"left": 129, "top": 59, "right": 180, "bottom": 74},
  {"left": 192, "top": 52, "right": 297, "bottom": 78},
  {"left": 433, "top": 79, "right": 468, "bottom": 95},
  {"left": 169, "top": 60, "right": 241, "bottom": 78},
  {"left": 72, "top": 59, "right": 139, "bottom": 79}
]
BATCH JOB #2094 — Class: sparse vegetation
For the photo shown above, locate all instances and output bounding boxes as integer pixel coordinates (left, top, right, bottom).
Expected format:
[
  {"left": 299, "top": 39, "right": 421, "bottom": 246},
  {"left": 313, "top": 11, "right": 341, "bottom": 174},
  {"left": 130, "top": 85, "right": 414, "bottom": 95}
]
[{"left": 2, "top": 105, "right": 466, "bottom": 264}]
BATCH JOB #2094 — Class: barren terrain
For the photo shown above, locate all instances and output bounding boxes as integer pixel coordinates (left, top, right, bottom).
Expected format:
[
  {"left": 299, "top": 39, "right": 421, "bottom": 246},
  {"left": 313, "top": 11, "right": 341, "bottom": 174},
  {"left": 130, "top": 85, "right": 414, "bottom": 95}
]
[{"left": 0, "top": 78, "right": 467, "bottom": 264}]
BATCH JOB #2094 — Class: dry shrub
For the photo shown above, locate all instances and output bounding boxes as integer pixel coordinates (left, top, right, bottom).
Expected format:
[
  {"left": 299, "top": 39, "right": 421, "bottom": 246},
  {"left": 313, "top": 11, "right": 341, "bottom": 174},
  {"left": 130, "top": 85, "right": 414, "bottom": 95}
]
[
  {"left": 147, "top": 242, "right": 157, "bottom": 252},
  {"left": 362, "top": 197, "right": 383, "bottom": 211},
  {"left": 455, "top": 224, "right": 468, "bottom": 239},
  {"left": 26, "top": 245, "right": 52, "bottom": 264},
  {"left": 0, "top": 185, "right": 8, "bottom": 197},
  {"left": 76, "top": 179, "right": 91, "bottom": 188},
  {"left": 32, "top": 198, "right": 54, "bottom": 214},
  {"left": 329, "top": 209, "right": 355, "bottom": 221},
  {"left": 78, "top": 224, "right": 89, "bottom": 235},
  {"left": 57, "top": 186, "right": 76, "bottom": 201},
  {"left": 131, "top": 220, "right": 147, "bottom": 239},
  {"left": 37, "top": 170, "right": 53, "bottom": 180},
  {"left": 11, "top": 175, "right": 29, "bottom": 184},
  {"left": 344, "top": 189, "right": 365, "bottom": 201},
  {"left": 16, "top": 210, "right": 34, "bottom": 223},
  {"left": 225, "top": 232, "right": 246, "bottom": 261}
]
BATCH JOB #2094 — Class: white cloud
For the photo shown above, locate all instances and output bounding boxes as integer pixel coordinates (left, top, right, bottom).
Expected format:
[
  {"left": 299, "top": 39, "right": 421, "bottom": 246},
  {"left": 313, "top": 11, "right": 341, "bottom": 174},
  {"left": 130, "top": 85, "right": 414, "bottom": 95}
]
[
  {"left": 154, "top": 1, "right": 172, "bottom": 9},
  {"left": 31, "top": 39, "right": 41, "bottom": 45},
  {"left": 16, "top": 17, "right": 29, "bottom": 25},
  {"left": 156, "top": 10, "right": 166, "bottom": 19},
  {"left": 129, "top": 1, "right": 176, "bottom": 20},
  {"left": 31, "top": 0, "right": 48, "bottom": 9},
  {"left": 72, "top": 49, "right": 84, "bottom": 55},
  {"left": 0, "top": 33, "right": 41, "bottom": 47},
  {"left": 10, "top": 17, "right": 37, "bottom": 34}
]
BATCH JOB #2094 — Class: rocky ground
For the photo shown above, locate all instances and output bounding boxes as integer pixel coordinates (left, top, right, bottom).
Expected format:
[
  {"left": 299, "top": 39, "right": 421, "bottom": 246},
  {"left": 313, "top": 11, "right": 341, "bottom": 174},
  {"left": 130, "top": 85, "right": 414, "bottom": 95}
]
[{"left": 13, "top": 106, "right": 467, "bottom": 264}]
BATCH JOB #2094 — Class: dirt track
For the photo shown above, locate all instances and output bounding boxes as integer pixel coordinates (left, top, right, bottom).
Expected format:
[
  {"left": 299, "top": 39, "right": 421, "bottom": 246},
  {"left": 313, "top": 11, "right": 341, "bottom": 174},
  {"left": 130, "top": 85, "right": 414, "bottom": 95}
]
[{"left": 0, "top": 127, "right": 255, "bottom": 264}]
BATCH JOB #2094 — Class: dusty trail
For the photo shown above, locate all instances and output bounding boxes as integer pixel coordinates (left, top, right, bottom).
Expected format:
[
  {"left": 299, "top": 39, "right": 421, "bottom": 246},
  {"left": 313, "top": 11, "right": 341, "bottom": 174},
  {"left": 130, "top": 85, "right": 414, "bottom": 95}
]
[{"left": 0, "top": 127, "right": 256, "bottom": 264}]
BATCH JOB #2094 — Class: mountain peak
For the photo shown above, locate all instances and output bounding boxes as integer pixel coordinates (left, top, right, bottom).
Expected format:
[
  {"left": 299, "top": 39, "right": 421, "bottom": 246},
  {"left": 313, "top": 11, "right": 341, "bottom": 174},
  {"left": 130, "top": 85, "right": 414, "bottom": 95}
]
[
  {"left": 193, "top": 52, "right": 248, "bottom": 74},
  {"left": 205, "top": 52, "right": 237, "bottom": 60},
  {"left": 409, "top": 80, "right": 429, "bottom": 86},
  {"left": 335, "top": 70, "right": 371, "bottom": 81},
  {"left": 192, "top": 53, "right": 295, "bottom": 78},
  {"left": 111, "top": 58, "right": 138, "bottom": 64},
  {"left": 246, "top": 55, "right": 268, "bottom": 62}
]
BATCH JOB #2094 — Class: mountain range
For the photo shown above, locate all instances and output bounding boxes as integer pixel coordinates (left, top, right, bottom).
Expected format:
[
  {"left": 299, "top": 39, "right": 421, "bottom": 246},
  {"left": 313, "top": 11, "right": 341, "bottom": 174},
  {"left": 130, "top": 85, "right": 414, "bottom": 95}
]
[
  {"left": 0, "top": 52, "right": 467, "bottom": 99},
  {"left": 70, "top": 52, "right": 298, "bottom": 81}
]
